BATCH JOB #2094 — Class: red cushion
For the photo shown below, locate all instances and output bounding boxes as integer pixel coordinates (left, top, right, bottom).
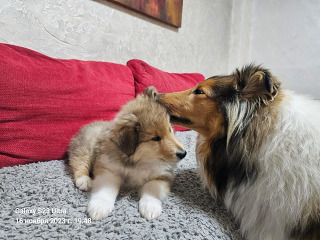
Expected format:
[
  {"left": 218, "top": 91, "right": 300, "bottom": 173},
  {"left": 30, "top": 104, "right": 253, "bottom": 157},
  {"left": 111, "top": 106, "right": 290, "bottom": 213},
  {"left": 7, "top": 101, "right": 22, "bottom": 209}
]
[
  {"left": 127, "top": 59, "right": 205, "bottom": 131},
  {"left": 0, "top": 44, "right": 135, "bottom": 168}
]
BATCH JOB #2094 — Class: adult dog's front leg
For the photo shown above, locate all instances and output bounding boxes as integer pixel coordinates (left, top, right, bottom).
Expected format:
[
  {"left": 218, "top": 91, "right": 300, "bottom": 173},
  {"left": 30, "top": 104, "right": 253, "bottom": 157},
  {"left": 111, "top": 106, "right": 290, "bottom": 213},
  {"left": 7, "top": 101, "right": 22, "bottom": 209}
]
[
  {"left": 139, "top": 179, "right": 170, "bottom": 220},
  {"left": 87, "top": 169, "right": 121, "bottom": 220}
]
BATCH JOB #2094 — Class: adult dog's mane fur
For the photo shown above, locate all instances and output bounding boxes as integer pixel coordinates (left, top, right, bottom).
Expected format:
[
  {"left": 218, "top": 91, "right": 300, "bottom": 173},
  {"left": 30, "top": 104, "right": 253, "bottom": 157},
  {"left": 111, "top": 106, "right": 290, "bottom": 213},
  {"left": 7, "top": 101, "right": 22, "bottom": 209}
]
[
  {"left": 198, "top": 65, "right": 320, "bottom": 239},
  {"left": 159, "top": 64, "right": 320, "bottom": 239},
  {"left": 201, "top": 65, "right": 281, "bottom": 198}
]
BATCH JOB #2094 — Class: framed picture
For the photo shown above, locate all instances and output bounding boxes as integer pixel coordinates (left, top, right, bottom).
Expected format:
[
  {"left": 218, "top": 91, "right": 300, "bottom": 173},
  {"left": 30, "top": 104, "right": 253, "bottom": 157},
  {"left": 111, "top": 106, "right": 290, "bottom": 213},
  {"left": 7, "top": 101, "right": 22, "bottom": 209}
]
[{"left": 107, "top": 0, "right": 183, "bottom": 28}]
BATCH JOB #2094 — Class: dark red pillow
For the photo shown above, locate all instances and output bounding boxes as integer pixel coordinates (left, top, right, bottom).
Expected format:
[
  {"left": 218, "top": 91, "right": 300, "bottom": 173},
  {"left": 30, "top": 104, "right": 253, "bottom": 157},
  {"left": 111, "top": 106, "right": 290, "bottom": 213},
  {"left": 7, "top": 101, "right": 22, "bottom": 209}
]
[
  {"left": 127, "top": 59, "right": 205, "bottom": 131},
  {"left": 0, "top": 44, "right": 135, "bottom": 168}
]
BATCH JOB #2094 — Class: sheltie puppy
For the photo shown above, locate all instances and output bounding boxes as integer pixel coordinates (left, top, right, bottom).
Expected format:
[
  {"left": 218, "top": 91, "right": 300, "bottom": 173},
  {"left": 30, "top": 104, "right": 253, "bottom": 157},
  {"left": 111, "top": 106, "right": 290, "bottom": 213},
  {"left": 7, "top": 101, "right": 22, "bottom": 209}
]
[
  {"left": 68, "top": 86, "right": 186, "bottom": 221},
  {"left": 158, "top": 64, "right": 320, "bottom": 240}
]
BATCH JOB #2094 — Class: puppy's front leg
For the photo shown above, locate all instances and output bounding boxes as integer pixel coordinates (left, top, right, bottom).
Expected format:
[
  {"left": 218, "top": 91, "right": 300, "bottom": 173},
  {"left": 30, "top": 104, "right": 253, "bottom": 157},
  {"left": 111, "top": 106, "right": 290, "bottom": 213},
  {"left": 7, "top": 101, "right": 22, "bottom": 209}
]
[
  {"left": 139, "top": 179, "right": 170, "bottom": 220},
  {"left": 87, "top": 168, "right": 121, "bottom": 221}
]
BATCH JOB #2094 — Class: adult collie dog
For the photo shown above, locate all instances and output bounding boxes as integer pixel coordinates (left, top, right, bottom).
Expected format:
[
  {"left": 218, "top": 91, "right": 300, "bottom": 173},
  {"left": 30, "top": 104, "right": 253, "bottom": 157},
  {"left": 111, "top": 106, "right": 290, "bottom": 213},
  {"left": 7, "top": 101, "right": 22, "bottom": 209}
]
[
  {"left": 158, "top": 64, "right": 320, "bottom": 240},
  {"left": 69, "top": 87, "right": 186, "bottom": 221}
]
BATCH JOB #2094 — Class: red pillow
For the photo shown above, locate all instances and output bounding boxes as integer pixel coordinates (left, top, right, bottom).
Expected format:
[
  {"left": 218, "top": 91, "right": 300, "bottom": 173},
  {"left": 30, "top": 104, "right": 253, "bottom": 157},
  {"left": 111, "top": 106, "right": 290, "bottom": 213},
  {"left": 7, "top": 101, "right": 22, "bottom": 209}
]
[
  {"left": 127, "top": 59, "right": 205, "bottom": 131},
  {"left": 0, "top": 44, "right": 135, "bottom": 168}
]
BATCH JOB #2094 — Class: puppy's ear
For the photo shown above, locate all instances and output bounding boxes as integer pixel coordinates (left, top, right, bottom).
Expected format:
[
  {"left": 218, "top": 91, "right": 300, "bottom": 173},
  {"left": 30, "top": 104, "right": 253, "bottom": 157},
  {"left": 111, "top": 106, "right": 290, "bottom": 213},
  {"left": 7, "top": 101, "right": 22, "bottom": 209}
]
[
  {"left": 111, "top": 115, "right": 140, "bottom": 156},
  {"left": 143, "top": 86, "right": 158, "bottom": 100},
  {"left": 236, "top": 64, "right": 280, "bottom": 104}
]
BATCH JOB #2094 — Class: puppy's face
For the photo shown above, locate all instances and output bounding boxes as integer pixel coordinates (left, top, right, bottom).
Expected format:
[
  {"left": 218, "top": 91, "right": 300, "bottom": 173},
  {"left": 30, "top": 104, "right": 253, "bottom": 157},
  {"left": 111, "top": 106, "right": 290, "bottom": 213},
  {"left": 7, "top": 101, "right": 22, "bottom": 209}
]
[
  {"left": 110, "top": 86, "right": 186, "bottom": 164},
  {"left": 132, "top": 116, "right": 185, "bottom": 164}
]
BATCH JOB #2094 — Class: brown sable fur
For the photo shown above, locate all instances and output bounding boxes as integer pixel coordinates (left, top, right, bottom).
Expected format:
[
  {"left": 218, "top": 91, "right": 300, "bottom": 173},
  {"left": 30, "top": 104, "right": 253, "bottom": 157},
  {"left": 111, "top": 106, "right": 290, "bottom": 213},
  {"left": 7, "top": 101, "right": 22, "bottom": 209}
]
[
  {"left": 158, "top": 64, "right": 320, "bottom": 239},
  {"left": 159, "top": 65, "right": 280, "bottom": 137},
  {"left": 159, "top": 64, "right": 281, "bottom": 195}
]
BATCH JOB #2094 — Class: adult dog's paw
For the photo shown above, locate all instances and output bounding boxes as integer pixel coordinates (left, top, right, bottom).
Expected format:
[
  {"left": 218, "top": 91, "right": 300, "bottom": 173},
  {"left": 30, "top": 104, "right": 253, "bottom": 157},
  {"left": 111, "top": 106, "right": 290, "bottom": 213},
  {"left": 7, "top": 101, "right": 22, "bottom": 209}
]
[
  {"left": 75, "top": 176, "right": 92, "bottom": 191},
  {"left": 139, "top": 196, "right": 162, "bottom": 220},
  {"left": 87, "top": 198, "right": 114, "bottom": 220}
]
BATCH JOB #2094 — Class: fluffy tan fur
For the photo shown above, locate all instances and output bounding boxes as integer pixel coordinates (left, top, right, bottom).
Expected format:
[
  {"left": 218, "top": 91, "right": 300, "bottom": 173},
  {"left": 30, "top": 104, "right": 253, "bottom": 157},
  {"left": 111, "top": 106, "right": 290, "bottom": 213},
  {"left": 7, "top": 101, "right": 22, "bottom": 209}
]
[{"left": 68, "top": 86, "right": 186, "bottom": 221}]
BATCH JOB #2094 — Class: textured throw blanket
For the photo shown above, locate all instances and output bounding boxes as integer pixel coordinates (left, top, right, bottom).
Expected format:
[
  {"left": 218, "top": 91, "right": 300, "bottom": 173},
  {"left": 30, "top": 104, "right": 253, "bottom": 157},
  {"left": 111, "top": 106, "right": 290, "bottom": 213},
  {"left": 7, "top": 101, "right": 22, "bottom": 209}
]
[{"left": 0, "top": 131, "right": 242, "bottom": 239}]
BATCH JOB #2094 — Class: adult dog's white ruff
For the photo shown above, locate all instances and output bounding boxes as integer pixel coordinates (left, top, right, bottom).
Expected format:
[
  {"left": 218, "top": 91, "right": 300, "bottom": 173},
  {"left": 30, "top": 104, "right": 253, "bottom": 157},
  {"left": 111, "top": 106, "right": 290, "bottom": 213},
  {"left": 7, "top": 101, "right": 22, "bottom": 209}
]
[{"left": 197, "top": 90, "right": 320, "bottom": 240}]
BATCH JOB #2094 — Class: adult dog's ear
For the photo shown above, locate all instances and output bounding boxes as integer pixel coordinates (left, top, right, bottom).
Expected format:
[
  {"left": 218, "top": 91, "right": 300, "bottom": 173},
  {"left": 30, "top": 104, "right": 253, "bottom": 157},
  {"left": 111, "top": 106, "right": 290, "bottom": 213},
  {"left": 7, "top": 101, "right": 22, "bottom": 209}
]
[
  {"left": 111, "top": 115, "right": 140, "bottom": 157},
  {"left": 236, "top": 64, "right": 280, "bottom": 104},
  {"left": 143, "top": 86, "right": 158, "bottom": 100}
]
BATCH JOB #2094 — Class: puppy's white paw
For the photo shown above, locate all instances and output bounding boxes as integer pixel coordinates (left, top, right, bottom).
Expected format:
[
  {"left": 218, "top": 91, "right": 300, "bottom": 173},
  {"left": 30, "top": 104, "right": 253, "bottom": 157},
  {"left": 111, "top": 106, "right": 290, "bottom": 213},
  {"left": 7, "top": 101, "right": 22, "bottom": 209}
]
[
  {"left": 139, "top": 196, "right": 162, "bottom": 220},
  {"left": 87, "top": 198, "right": 114, "bottom": 221},
  {"left": 75, "top": 176, "right": 92, "bottom": 191}
]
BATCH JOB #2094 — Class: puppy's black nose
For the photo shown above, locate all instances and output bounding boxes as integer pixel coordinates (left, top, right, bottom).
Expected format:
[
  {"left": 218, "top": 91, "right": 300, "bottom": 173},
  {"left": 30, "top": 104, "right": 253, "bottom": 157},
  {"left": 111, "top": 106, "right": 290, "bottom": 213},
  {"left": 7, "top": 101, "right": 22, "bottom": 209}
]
[{"left": 176, "top": 150, "right": 187, "bottom": 160}]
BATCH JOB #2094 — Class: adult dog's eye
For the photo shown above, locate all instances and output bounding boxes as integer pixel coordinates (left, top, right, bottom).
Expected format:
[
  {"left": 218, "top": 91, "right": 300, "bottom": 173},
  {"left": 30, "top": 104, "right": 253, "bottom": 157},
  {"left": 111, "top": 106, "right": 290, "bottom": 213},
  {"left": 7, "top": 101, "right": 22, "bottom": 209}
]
[
  {"left": 193, "top": 89, "right": 204, "bottom": 94},
  {"left": 151, "top": 136, "right": 161, "bottom": 141}
]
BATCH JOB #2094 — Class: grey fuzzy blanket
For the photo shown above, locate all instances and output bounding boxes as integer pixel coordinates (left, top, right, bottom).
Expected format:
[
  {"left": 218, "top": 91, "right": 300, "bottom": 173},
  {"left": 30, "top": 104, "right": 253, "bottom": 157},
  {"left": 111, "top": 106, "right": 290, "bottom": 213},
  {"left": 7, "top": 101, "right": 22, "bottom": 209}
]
[{"left": 0, "top": 131, "right": 242, "bottom": 240}]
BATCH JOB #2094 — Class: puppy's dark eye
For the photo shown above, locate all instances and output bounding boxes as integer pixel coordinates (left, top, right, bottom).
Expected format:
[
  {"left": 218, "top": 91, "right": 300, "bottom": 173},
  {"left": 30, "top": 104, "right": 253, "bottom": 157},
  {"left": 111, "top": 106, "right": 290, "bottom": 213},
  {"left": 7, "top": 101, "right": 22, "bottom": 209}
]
[
  {"left": 192, "top": 89, "right": 204, "bottom": 94},
  {"left": 151, "top": 136, "right": 161, "bottom": 141}
]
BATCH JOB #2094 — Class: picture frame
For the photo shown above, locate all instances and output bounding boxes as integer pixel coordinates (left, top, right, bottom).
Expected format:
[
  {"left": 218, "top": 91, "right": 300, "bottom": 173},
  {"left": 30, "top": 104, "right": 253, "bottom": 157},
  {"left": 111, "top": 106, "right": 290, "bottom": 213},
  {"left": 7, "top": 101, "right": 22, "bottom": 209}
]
[{"left": 107, "top": 0, "right": 183, "bottom": 28}]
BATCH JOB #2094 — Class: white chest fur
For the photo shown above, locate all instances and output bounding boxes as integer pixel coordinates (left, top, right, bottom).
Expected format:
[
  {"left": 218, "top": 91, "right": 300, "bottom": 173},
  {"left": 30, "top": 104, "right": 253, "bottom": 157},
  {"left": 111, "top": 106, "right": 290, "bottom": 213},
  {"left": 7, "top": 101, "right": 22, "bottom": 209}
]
[{"left": 98, "top": 154, "right": 174, "bottom": 187}]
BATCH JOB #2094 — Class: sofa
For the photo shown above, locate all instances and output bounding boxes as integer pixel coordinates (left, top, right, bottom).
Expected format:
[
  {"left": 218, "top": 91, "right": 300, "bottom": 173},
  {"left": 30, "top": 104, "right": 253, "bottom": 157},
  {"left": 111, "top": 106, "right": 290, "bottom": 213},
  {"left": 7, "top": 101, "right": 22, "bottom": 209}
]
[{"left": 0, "top": 44, "right": 242, "bottom": 239}]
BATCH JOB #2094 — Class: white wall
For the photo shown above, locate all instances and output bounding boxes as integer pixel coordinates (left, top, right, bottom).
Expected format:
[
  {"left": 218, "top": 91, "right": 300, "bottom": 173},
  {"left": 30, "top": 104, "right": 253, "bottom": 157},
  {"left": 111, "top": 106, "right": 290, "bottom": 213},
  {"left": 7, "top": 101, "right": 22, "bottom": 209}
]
[
  {"left": 1, "top": 0, "right": 319, "bottom": 97},
  {"left": 249, "top": 0, "right": 320, "bottom": 98},
  {"left": 0, "top": 0, "right": 232, "bottom": 78},
  {"left": 228, "top": 0, "right": 320, "bottom": 98},
  {"left": 228, "top": 0, "right": 254, "bottom": 72}
]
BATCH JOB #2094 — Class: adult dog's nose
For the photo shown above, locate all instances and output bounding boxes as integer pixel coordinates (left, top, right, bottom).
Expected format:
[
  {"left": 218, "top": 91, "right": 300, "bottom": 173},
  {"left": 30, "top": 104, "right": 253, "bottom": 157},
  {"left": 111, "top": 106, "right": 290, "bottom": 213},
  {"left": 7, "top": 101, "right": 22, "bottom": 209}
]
[
  {"left": 176, "top": 150, "right": 187, "bottom": 160},
  {"left": 156, "top": 93, "right": 164, "bottom": 101}
]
